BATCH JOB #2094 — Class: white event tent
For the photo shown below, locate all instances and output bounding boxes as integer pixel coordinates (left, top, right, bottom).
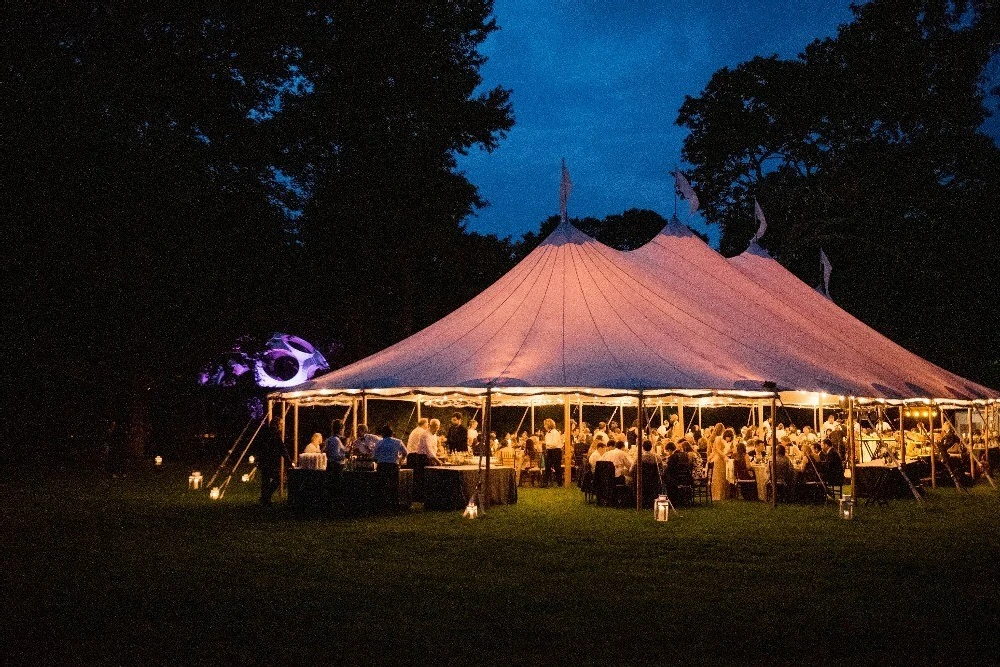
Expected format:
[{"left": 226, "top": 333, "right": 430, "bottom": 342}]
[{"left": 273, "top": 218, "right": 998, "bottom": 488}]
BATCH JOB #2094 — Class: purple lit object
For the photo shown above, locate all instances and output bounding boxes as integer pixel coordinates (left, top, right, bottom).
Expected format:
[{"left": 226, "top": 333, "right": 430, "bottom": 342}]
[{"left": 255, "top": 333, "right": 329, "bottom": 388}]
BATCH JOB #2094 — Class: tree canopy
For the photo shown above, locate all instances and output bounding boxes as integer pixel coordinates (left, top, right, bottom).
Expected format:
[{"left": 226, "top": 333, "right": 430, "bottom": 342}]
[
  {"left": 676, "top": 0, "right": 1000, "bottom": 387},
  {"left": 5, "top": 2, "right": 514, "bottom": 444}
]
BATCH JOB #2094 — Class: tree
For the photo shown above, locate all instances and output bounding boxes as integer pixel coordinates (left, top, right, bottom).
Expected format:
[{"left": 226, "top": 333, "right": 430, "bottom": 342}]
[{"left": 676, "top": 0, "right": 1000, "bottom": 387}]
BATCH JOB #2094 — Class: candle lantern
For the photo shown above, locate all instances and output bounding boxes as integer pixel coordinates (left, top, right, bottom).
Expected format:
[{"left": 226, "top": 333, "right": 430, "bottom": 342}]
[
  {"left": 654, "top": 495, "right": 670, "bottom": 522},
  {"left": 839, "top": 495, "right": 854, "bottom": 520},
  {"left": 209, "top": 487, "right": 221, "bottom": 500},
  {"left": 462, "top": 499, "right": 479, "bottom": 519},
  {"left": 154, "top": 456, "right": 163, "bottom": 467},
  {"left": 248, "top": 455, "right": 255, "bottom": 465},
  {"left": 241, "top": 474, "right": 250, "bottom": 483},
  {"left": 188, "top": 472, "right": 202, "bottom": 490}
]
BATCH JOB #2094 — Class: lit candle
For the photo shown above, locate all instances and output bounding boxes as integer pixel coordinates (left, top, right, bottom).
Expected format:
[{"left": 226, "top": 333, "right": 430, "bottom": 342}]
[
  {"left": 154, "top": 456, "right": 163, "bottom": 466},
  {"left": 209, "top": 487, "right": 221, "bottom": 500}
]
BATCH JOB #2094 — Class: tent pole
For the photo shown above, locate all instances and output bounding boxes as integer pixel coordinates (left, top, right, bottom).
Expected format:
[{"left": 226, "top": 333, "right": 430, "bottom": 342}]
[
  {"left": 267, "top": 399, "right": 273, "bottom": 422},
  {"left": 416, "top": 395, "right": 421, "bottom": 422},
  {"left": 899, "top": 405, "right": 906, "bottom": 465},
  {"left": 352, "top": 398, "right": 359, "bottom": 441},
  {"left": 636, "top": 390, "right": 644, "bottom": 510},
  {"left": 530, "top": 404, "right": 535, "bottom": 435},
  {"left": 483, "top": 388, "right": 492, "bottom": 510},
  {"left": 818, "top": 403, "right": 824, "bottom": 434},
  {"left": 563, "top": 395, "right": 572, "bottom": 487},
  {"left": 847, "top": 397, "right": 856, "bottom": 499},
  {"left": 280, "top": 401, "right": 288, "bottom": 497},
  {"left": 967, "top": 407, "right": 976, "bottom": 479},
  {"left": 770, "top": 394, "right": 777, "bottom": 508},
  {"left": 362, "top": 391, "right": 368, "bottom": 429},
  {"left": 678, "top": 397, "right": 685, "bottom": 438},
  {"left": 698, "top": 405, "right": 702, "bottom": 430},
  {"left": 929, "top": 408, "right": 936, "bottom": 489},
  {"left": 293, "top": 403, "right": 299, "bottom": 466}
]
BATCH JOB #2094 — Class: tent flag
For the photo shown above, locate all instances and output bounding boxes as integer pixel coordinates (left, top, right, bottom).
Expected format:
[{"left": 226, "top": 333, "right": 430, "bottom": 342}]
[
  {"left": 673, "top": 170, "right": 699, "bottom": 214},
  {"left": 559, "top": 158, "right": 573, "bottom": 224},
  {"left": 752, "top": 198, "right": 767, "bottom": 242},
  {"left": 820, "top": 248, "right": 832, "bottom": 297}
]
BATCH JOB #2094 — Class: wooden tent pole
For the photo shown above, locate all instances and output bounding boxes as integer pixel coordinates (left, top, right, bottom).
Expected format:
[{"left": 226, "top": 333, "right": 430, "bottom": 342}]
[
  {"left": 636, "top": 390, "right": 644, "bottom": 511},
  {"left": 293, "top": 403, "right": 299, "bottom": 465},
  {"left": 530, "top": 404, "right": 535, "bottom": 435},
  {"left": 929, "top": 407, "right": 936, "bottom": 488},
  {"left": 362, "top": 391, "right": 368, "bottom": 429},
  {"left": 279, "top": 401, "right": 288, "bottom": 496},
  {"left": 770, "top": 394, "right": 778, "bottom": 508},
  {"left": 698, "top": 405, "right": 702, "bottom": 430},
  {"left": 968, "top": 406, "right": 976, "bottom": 478},
  {"left": 483, "top": 388, "right": 492, "bottom": 509},
  {"left": 899, "top": 405, "right": 906, "bottom": 465},
  {"left": 563, "top": 395, "right": 572, "bottom": 487},
  {"left": 352, "top": 398, "right": 359, "bottom": 441},
  {"left": 416, "top": 396, "right": 421, "bottom": 422},
  {"left": 678, "top": 397, "right": 685, "bottom": 438},
  {"left": 847, "top": 397, "right": 856, "bottom": 497}
]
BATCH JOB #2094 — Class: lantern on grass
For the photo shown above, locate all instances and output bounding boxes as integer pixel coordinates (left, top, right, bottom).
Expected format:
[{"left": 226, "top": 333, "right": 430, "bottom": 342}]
[
  {"left": 241, "top": 474, "right": 250, "bottom": 483},
  {"left": 209, "top": 487, "right": 221, "bottom": 500},
  {"left": 840, "top": 495, "right": 854, "bottom": 520},
  {"left": 154, "top": 456, "right": 163, "bottom": 467},
  {"left": 248, "top": 456, "right": 255, "bottom": 465},
  {"left": 462, "top": 499, "right": 479, "bottom": 519},
  {"left": 188, "top": 472, "right": 202, "bottom": 490},
  {"left": 654, "top": 495, "right": 670, "bottom": 522}
]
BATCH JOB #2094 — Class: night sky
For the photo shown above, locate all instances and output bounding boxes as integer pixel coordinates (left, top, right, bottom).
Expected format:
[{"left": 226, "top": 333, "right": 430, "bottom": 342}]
[{"left": 457, "top": 0, "right": 1000, "bottom": 243}]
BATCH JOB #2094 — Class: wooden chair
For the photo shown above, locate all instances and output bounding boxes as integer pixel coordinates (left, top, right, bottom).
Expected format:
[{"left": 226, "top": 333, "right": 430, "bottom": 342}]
[
  {"left": 593, "top": 461, "right": 620, "bottom": 507},
  {"left": 691, "top": 462, "right": 713, "bottom": 505}
]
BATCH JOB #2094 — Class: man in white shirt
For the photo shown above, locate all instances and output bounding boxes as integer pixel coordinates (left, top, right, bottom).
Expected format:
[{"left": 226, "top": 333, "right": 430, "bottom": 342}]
[
  {"left": 542, "top": 418, "right": 563, "bottom": 487},
  {"left": 589, "top": 434, "right": 609, "bottom": 471},
  {"left": 467, "top": 419, "right": 480, "bottom": 452},
  {"left": 601, "top": 440, "right": 631, "bottom": 479},
  {"left": 593, "top": 422, "right": 608, "bottom": 443},
  {"left": 407, "top": 418, "right": 441, "bottom": 501},
  {"left": 821, "top": 415, "right": 838, "bottom": 436},
  {"left": 669, "top": 413, "right": 684, "bottom": 443},
  {"left": 407, "top": 418, "right": 428, "bottom": 456}
]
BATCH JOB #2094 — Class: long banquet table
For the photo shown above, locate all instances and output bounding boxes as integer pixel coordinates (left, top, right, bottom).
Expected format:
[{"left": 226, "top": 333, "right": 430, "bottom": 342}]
[
  {"left": 423, "top": 465, "right": 517, "bottom": 511},
  {"left": 288, "top": 467, "right": 413, "bottom": 512}
]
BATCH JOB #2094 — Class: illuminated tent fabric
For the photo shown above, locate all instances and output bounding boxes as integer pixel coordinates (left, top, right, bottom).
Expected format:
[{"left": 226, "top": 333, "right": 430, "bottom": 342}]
[
  {"left": 727, "top": 240, "right": 996, "bottom": 400},
  {"left": 286, "top": 220, "right": 995, "bottom": 401}
]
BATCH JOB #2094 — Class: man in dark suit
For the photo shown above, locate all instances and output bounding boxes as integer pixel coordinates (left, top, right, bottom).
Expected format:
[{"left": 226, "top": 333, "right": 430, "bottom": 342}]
[
  {"left": 253, "top": 416, "right": 292, "bottom": 506},
  {"left": 820, "top": 437, "right": 844, "bottom": 486},
  {"left": 445, "top": 412, "right": 469, "bottom": 455}
]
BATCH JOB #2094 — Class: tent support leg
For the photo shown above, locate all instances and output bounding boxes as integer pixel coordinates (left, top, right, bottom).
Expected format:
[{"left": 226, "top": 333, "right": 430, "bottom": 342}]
[{"left": 563, "top": 395, "right": 572, "bottom": 487}]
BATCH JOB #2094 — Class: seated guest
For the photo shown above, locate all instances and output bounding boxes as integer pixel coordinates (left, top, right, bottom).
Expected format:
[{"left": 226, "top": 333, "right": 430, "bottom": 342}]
[
  {"left": 661, "top": 441, "right": 689, "bottom": 499},
  {"left": 497, "top": 437, "right": 515, "bottom": 464},
  {"left": 733, "top": 442, "right": 757, "bottom": 500},
  {"left": 600, "top": 439, "right": 631, "bottom": 480},
  {"left": 682, "top": 440, "right": 704, "bottom": 479},
  {"left": 627, "top": 440, "right": 659, "bottom": 486},
  {"left": 303, "top": 432, "right": 323, "bottom": 454},
  {"left": 773, "top": 444, "right": 792, "bottom": 489},
  {"left": 589, "top": 434, "right": 609, "bottom": 471}
]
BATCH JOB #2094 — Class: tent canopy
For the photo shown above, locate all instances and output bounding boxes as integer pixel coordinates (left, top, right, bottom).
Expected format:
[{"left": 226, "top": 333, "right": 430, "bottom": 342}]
[{"left": 278, "top": 220, "right": 996, "bottom": 407}]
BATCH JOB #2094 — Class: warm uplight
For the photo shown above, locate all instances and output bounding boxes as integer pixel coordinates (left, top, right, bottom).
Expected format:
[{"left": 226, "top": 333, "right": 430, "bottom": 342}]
[
  {"left": 241, "top": 474, "right": 250, "bottom": 483},
  {"left": 209, "top": 487, "right": 221, "bottom": 500},
  {"left": 154, "top": 456, "right": 163, "bottom": 466},
  {"left": 248, "top": 456, "right": 255, "bottom": 465}
]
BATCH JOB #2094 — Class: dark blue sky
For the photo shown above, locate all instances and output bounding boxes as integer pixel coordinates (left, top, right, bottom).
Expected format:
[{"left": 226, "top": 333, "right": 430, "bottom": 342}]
[{"left": 456, "top": 0, "right": 998, "bottom": 242}]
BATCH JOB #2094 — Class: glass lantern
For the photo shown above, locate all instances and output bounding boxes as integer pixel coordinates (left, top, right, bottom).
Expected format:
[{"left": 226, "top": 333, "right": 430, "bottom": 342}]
[
  {"left": 839, "top": 495, "right": 854, "bottom": 520},
  {"left": 188, "top": 472, "right": 202, "bottom": 490},
  {"left": 209, "top": 487, "right": 221, "bottom": 500},
  {"left": 462, "top": 499, "right": 479, "bottom": 519},
  {"left": 654, "top": 495, "right": 670, "bottom": 522},
  {"left": 154, "top": 456, "right": 163, "bottom": 466}
]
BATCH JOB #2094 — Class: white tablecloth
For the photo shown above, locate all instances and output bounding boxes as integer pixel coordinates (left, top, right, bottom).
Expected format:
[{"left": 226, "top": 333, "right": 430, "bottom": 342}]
[{"left": 297, "top": 452, "right": 327, "bottom": 470}]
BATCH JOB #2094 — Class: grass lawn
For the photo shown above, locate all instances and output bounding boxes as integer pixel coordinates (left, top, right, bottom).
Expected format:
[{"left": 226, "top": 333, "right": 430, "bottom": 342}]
[{"left": 3, "top": 464, "right": 1000, "bottom": 666}]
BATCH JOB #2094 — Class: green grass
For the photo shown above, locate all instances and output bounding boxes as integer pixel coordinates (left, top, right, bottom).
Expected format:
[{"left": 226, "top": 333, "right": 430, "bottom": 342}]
[{"left": 3, "top": 464, "right": 1000, "bottom": 666}]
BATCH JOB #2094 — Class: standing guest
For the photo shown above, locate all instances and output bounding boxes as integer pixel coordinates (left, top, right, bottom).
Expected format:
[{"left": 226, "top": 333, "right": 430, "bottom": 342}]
[
  {"left": 709, "top": 423, "right": 728, "bottom": 501},
  {"left": 373, "top": 424, "right": 408, "bottom": 512},
  {"left": 446, "top": 412, "right": 469, "bottom": 455},
  {"left": 324, "top": 419, "right": 349, "bottom": 472},
  {"left": 408, "top": 418, "right": 441, "bottom": 501},
  {"left": 627, "top": 419, "right": 640, "bottom": 449},
  {"left": 303, "top": 433, "right": 323, "bottom": 454},
  {"left": 593, "top": 421, "right": 608, "bottom": 443},
  {"left": 254, "top": 417, "right": 291, "bottom": 506},
  {"left": 820, "top": 437, "right": 844, "bottom": 485},
  {"left": 543, "top": 418, "right": 564, "bottom": 487},
  {"left": 351, "top": 424, "right": 380, "bottom": 460},
  {"left": 821, "top": 414, "right": 838, "bottom": 436},
  {"left": 406, "top": 418, "right": 428, "bottom": 463},
  {"left": 467, "top": 419, "right": 480, "bottom": 452},
  {"left": 670, "top": 413, "right": 684, "bottom": 443}
]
